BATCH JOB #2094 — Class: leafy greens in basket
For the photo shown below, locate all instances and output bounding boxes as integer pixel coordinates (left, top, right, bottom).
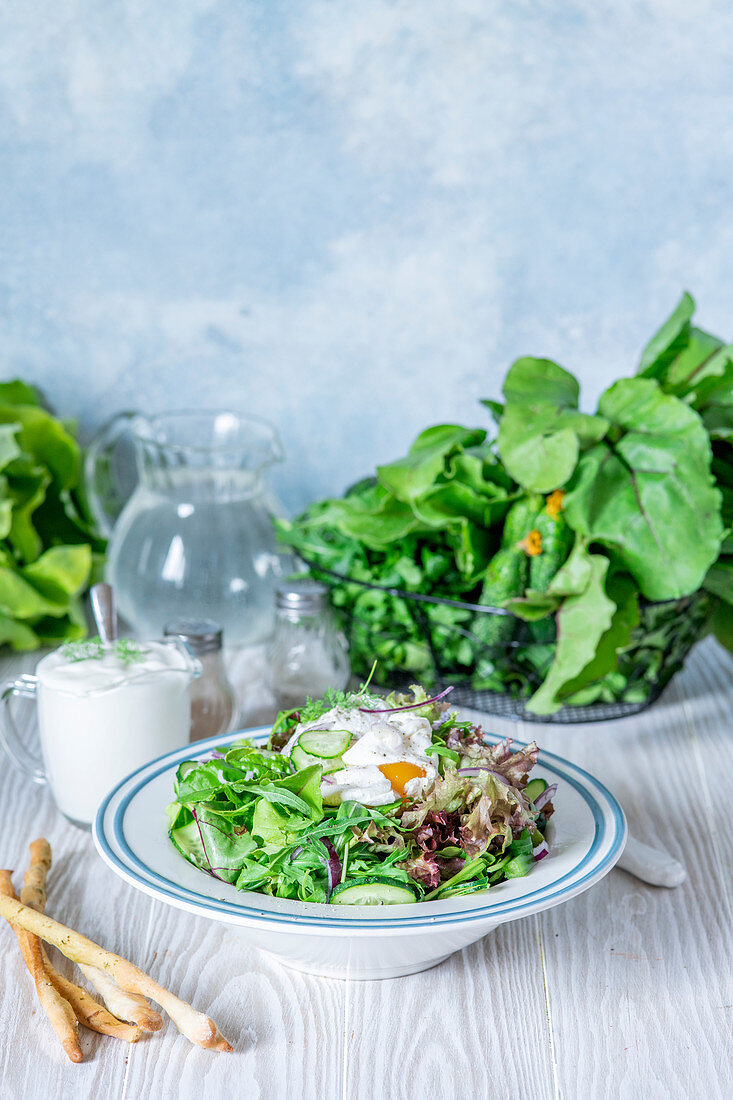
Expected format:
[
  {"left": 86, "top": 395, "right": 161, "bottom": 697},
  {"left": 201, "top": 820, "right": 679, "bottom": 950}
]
[
  {"left": 167, "top": 686, "right": 555, "bottom": 905},
  {"left": 0, "top": 381, "right": 104, "bottom": 649},
  {"left": 276, "top": 293, "right": 732, "bottom": 714}
]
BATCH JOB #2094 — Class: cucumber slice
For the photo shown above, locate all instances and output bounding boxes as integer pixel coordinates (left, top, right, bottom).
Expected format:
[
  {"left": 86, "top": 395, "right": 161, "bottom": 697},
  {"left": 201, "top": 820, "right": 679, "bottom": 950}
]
[
  {"left": 290, "top": 743, "right": 344, "bottom": 775},
  {"left": 298, "top": 729, "right": 352, "bottom": 759},
  {"left": 524, "top": 777, "right": 547, "bottom": 804},
  {"left": 169, "top": 819, "right": 207, "bottom": 871},
  {"left": 330, "top": 876, "right": 419, "bottom": 906}
]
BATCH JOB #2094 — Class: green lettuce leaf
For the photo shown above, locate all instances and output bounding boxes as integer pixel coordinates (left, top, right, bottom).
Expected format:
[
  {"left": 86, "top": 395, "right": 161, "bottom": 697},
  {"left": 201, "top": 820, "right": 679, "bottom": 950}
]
[
  {"left": 0, "top": 405, "right": 80, "bottom": 490},
  {"left": 0, "top": 381, "right": 42, "bottom": 407}
]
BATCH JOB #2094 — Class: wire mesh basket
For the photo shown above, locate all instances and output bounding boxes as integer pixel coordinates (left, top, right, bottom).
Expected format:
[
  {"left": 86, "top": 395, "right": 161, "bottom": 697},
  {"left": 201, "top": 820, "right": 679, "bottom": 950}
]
[{"left": 303, "top": 559, "right": 713, "bottom": 723}]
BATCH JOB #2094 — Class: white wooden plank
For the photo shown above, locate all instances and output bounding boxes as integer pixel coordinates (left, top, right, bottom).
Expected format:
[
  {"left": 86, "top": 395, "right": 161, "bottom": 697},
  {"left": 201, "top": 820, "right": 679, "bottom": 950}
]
[
  {"left": 120, "top": 904, "right": 346, "bottom": 1100},
  {"left": 526, "top": 639, "right": 733, "bottom": 1100},
  {"left": 676, "top": 640, "right": 733, "bottom": 894},
  {"left": 342, "top": 918, "right": 557, "bottom": 1100}
]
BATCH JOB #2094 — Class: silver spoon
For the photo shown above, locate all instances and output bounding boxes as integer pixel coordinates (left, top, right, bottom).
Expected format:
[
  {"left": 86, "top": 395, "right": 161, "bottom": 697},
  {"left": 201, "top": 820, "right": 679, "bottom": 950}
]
[{"left": 90, "top": 583, "right": 118, "bottom": 648}]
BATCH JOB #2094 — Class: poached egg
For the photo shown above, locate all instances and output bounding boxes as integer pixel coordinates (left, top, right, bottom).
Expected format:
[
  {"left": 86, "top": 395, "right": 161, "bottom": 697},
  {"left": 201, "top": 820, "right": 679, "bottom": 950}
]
[{"left": 283, "top": 704, "right": 438, "bottom": 806}]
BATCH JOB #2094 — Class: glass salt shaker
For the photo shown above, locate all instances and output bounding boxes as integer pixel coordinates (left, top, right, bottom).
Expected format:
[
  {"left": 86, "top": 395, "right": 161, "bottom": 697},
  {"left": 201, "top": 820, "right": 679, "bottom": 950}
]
[
  {"left": 268, "top": 580, "right": 350, "bottom": 710},
  {"left": 164, "top": 618, "right": 236, "bottom": 741}
]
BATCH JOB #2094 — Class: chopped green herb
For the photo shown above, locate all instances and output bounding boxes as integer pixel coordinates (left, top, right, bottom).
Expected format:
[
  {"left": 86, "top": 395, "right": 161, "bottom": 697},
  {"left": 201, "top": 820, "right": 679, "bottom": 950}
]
[{"left": 61, "top": 636, "right": 150, "bottom": 667}]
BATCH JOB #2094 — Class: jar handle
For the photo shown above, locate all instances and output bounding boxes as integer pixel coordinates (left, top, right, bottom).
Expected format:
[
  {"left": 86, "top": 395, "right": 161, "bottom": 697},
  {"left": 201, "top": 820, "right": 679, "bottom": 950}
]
[
  {"left": 83, "top": 411, "right": 138, "bottom": 538},
  {"left": 0, "top": 676, "right": 45, "bottom": 784}
]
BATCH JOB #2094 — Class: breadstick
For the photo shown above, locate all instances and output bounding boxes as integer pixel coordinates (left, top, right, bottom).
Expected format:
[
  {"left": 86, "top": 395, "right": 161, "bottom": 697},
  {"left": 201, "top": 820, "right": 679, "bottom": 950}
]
[
  {"left": 78, "top": 962, "right": 163, "bottom": 1032},
  {"left": 0, "top": 871, "right": 83, "bottom": 1063},
  {"left": 0, "top": 894, "right": 232, "bottom": 1051},
  {"left": 22, "top": 838, "right": 52, "bottom": 912},
  {"left": 18, "top": 842, "right": 141, "bottom": 1042},
  {"left": 48, "top": 967, "right": 142, "bottom": 1042}
]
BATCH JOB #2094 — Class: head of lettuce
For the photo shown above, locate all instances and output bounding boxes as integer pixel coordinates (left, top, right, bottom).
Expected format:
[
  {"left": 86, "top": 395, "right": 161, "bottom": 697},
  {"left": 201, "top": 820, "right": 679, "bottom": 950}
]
[{"left": 0, "top": 381, "right": 105, "bottom": 651}]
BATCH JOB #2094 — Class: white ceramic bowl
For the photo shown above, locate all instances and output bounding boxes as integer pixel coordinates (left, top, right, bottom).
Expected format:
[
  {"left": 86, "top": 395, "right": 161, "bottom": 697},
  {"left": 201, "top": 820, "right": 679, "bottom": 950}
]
[{"left": 94, "top": 727, "right": 626, "bottom": 980}]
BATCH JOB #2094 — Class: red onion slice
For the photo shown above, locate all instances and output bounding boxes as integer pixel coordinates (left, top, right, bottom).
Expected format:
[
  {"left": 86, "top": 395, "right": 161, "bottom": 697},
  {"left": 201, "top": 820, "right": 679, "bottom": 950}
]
[
  {"left": 533, "top": 783, "right": 557, "bottom": 811},
  {"left": 323, "top": 838, "right": 342, "bottom": 897},
  {"left": 533, "top": 838, "right": 550, "bottom": 860},
  {"left": 457, "top": 766, "right": 510, "bottom": 785},
  {"left": 291, "top": 839, "right": 342, "bottom": 899},
  {"left": 359, "top": 686, "right": 454, "bottom": 714}
]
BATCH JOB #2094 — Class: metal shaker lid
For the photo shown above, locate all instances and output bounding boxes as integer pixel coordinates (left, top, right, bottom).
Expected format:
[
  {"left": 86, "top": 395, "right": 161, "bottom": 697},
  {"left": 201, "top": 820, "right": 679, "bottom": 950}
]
[
  {"left": 164, "top": 618, "right": 223, "bottom": 655},
  {"left": 275, "top": 578, "right": 328, "bottom": 613}
]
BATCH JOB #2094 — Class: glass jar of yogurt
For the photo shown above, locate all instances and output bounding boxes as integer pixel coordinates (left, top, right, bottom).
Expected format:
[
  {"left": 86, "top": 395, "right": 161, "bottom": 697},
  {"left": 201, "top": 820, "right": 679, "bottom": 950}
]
[{"left": 0, "top": 638, "right": 201, "bottom": 828}]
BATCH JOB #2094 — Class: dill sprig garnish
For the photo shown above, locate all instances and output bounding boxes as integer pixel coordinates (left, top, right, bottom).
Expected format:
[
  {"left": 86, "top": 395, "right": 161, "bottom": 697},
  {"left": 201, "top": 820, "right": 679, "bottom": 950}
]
[{"left": 61, "top": 637, "right": 150, "bottom": 667}]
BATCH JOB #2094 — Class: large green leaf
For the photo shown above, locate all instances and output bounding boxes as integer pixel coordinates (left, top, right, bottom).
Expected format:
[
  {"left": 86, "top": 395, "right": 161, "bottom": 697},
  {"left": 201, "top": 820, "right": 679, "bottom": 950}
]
[
  {"left": 0, "top": 567, "right": 68, "bottom": 619},
  {"left": 5, "top": 460, "right": 51, "bottom": 563},
  {"left": 23, "top": 544, "right": 92, "bottom": 602},
  {"left": 697, "top": 366, "right": 733, "bottom": 441},
  {"left": 0, "top": 613, "right": 40, "bottom": 650},
  {"left": 526, "top": 549, "right": 616, "bottom": 715},
  {"left": 412, "top": 482, "right": 506, "bottom": 529},
  {"left": 293, "top": 485, "right": 422, "bottom": 549},
  {"left": 564, "top": 379, "right": 723, "bottom": 600},
  {"left": 0, "top": 424, "right": 21, "bottom": 472},
  {"left": 496, "top": 358, "right": 609, "bottom": 492},
  {"left": 703, "top": 558, "right": 733, "bottom": 605},
  {"left": 377, "top": 424, "right": 486, "bottom": 501},
  {"left": 0, "top": 381, "right": 41, "bottom": 407},
  {"left": 546, "top": 539, "right": 594, "bottom": 596},
  {"left": 0, "top": 405, "right": 80, "bottom": 490},
  {"left": 637, "top": 291, "right": 733, "bottom": 424},
  {"left": 709, "top": 600, "right": 733, "bottom": 654},
  {"left": 553, "top": 572, "right": 640, "bottom": 699},
  {"left": 637, "top": 291, "right": 696, "bottom": 378}
]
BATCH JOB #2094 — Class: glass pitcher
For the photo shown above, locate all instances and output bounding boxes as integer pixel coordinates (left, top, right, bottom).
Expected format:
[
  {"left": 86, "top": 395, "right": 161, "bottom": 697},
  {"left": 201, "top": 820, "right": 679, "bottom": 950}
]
[{"left": 85, "top": 410, "right": 289, "bottom": 645}]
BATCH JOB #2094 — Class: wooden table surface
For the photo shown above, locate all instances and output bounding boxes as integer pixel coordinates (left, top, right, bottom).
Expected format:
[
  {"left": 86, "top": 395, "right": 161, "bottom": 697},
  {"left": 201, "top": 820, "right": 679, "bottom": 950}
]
[{"left": 0, "top": 638, "right": 731, "bottom": 1100}]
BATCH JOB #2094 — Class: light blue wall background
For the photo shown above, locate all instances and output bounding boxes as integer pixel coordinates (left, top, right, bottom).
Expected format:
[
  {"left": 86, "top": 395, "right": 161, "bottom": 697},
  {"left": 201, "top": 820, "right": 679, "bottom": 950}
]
[{"left": 1, "top": 1, "right": 731, "bottom": 513}]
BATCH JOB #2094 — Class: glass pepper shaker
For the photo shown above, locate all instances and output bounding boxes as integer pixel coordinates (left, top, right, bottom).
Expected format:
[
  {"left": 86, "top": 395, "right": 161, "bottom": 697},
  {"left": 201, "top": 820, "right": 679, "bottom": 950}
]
[
  {"left": 164, "top": 618, "right": 236, "bottom": 742},
  {"left": 267, "top": 580, "right": 350, "bottom": 710}
]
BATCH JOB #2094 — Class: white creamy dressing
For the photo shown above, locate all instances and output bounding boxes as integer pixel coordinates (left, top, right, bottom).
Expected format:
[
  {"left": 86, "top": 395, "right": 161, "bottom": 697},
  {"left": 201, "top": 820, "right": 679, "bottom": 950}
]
[
  {"left": 37, "top": 642, "right": 193, "bottom": 825},
  {"left": 283, "top": 704, "right": 438, "bottom": 806}
]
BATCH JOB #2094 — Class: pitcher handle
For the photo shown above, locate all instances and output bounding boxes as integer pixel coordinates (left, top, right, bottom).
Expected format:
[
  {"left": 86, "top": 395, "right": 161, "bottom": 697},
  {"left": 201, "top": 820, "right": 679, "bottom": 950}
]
[
  {"left": 0, "top": 675, "right": 45, "bottom": 784},
  {"left": 84, "top": 411, "right": 138, "bottom": 538}
]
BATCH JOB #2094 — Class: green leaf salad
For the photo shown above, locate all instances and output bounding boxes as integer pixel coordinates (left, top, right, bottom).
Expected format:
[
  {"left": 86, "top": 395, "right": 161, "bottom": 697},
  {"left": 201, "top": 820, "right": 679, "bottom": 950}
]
[{"left": 167, "top": 685, "right": 556, "bottom": 906}]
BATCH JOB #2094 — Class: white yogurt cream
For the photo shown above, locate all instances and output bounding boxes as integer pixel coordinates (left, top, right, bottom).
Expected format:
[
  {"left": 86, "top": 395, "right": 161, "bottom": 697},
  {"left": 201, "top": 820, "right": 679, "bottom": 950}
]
[
  {"left": 284, "top": 705, "right": 438, "bottom": 806},
  {"left": 36, "top": 641, "right": 194, "bottom": 825}
]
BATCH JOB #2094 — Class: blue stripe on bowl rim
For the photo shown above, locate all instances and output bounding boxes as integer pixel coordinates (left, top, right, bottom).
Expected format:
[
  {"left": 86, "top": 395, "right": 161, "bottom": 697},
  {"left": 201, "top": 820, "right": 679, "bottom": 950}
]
[{"left": 94, "top": 726, "right": 626, "bottom": 931}]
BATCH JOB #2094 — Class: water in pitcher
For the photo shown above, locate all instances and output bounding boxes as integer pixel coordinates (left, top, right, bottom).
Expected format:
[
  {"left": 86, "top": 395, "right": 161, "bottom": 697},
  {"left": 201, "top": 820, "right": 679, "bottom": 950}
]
[{"left": 108, "top": 468, "right": 288, "bottom": 644}]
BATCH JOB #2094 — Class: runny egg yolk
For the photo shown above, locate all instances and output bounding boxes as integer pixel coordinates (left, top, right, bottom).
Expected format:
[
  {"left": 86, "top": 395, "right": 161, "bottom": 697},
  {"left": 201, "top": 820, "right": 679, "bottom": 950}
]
[{"left": 378, "top": 762, "right": 426, "bottom": 797}]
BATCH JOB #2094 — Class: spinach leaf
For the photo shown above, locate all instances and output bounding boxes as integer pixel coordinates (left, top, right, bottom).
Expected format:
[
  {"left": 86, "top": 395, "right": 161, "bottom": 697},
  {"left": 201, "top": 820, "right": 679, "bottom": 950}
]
[
  {"left": 527, "top": 547, "right": 615, "bottom": 715},
  {"left": 377, "top": 424, "right": 487, "bottom": 502},
  {"left": 496, "top": 358, "right": 609, "bottom": 492},
  {"left": 563, "top": 379, "right": 722, "bottom": 600}
]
